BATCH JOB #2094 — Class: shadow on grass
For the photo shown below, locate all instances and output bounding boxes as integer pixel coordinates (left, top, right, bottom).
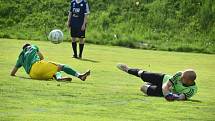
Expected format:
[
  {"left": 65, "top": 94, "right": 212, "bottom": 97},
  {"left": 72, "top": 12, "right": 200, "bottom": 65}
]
[
  {"left": 187, "top": 99, "right": 202, "bottom": 103},
  {"left": 15, "top": 76, "right": 68, "bottom": 83},
  {"left": 15, "top": 76, "right": 94, "bottom": 84},
  {"left": 139, "top": 94, "right": 202, "bottom": 103},
  {"left": 78, "top": 58, "right": 100, "bottom": 63},
  {"left": 15, "top": 76, "right": 36, "bottom": 80}
]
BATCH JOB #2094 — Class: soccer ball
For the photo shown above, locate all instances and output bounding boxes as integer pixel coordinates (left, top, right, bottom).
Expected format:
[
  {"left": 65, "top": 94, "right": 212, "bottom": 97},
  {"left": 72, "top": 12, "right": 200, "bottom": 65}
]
[{"left": 48, "top": 29, "right": 63, "bottom": 44}]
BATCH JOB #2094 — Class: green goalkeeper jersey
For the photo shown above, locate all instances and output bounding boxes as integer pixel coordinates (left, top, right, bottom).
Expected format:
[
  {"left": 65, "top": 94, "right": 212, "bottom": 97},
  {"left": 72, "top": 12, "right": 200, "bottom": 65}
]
[
  {"left": 15, "top": 45, "right": 40, "bottom": 74},
  {"left": 163, "top": 72, "right": 197, "bottom": 99}
]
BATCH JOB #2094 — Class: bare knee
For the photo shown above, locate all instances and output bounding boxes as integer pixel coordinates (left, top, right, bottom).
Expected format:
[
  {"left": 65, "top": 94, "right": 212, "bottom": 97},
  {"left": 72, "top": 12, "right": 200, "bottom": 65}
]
[
  {"left": 79, "top": 38, "right": 85, "bottom": 44},
  {"left": 72, "top": 37, "right": 76, "bottom": 42},
  {"left": 57, "top": 65, "right": 64, "bottom": 71},
  {"left": 140, "top": 84, "right": 149, "bottom": 94}
]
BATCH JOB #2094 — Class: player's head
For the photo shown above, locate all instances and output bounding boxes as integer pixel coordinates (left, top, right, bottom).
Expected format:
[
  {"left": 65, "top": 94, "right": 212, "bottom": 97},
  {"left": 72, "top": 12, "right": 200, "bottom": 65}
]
[
  {"left": 182, "top": 69, "right": 196, "bottom": 85},
  {"left": 22, "top": 43, "right": 31, "bottom": 50}
]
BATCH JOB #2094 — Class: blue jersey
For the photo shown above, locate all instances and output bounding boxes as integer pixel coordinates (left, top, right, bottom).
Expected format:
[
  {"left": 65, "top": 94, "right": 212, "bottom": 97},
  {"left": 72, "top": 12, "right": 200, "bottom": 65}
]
[{"left": 69, "top": 0, "right": 90, "bottom": 28}]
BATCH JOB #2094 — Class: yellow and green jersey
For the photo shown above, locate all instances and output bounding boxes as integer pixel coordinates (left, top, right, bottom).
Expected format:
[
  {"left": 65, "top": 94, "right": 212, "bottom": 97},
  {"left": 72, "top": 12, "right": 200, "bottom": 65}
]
[
  {"left": 163, "top": 72, "right": 197, "bottom": 99},
  {"left": 15, "top": 45, "right": 40, "bottom": 74}
]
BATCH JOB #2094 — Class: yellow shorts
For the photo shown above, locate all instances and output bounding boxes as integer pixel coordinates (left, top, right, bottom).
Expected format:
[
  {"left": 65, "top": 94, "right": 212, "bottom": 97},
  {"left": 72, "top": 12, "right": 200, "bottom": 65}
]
[{"left": 29, "top": 60, "right": 59, "bottom": 80}]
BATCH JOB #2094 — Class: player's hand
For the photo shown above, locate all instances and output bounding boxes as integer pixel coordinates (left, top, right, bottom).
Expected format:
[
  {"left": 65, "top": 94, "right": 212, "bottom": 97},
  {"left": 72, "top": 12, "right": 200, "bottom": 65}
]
[
  {"left": 165, "top": 93, "right": 180, "bottom": 101},
  {"left": 81, "top": 24, "right": 86, "bottom": 31},
  {"left": 67, "top": 21, "right": 71, "bottom": 28},
  {"left": 10, "top": 74, "right": 16, "bottom": 76}
]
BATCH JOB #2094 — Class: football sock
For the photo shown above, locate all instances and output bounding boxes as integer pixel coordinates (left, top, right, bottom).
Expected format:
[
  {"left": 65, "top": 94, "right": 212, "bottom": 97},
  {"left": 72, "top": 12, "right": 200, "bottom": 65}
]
[
  {"left": 55, "top": 72, "right": 62, "bottom": 80},
  {"left": 128, "top": 69, "right": 141, "bottom": 77},
  {"left": 72, "top": 42, "right": 77, "bottom": 57},
  {"left": 79, "top": 44, "right": 84, "bottom": 58},
  {"left": 62, "top": 65, "right": 79, "bottom": 77}
]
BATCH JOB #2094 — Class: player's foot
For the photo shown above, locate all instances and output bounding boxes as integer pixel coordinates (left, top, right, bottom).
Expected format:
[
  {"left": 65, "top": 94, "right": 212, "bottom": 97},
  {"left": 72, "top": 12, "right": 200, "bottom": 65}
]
[
  {"left": 78, "top": 70, "right": 90, "bottom": 81},
  {"left": 78, "top": 54, "right": 82, "bottom": 59},
  {"left": 73, "top": 55, "right": 78, "bottom": 58},
  {"left": 56, "top": 77, "right": 72, "bottom": 82},
  {"left": 116, "top": 63, "right": 129, "bottom": 72}
]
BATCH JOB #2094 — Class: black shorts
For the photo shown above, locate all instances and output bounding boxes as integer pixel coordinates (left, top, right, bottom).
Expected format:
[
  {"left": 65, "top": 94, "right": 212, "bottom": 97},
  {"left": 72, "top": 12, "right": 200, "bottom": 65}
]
[
  {"left": 70, "top": 27, "right": 85, "bottom": 38},
  {"left": 140, "top": 71, "right": 165, "bottom": 96}
]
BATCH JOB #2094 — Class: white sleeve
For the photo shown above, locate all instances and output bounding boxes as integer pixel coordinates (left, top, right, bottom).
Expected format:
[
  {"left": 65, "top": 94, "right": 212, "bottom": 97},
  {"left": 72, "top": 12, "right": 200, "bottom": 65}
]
[{"left": 85, "top": 2, "right": 90, "bottom": 14}]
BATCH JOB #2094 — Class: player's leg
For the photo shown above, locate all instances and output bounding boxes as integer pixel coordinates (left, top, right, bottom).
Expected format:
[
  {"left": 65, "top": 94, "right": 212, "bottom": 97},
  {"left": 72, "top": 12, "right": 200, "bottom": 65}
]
[
  {"left": 78, "top": 30, "right": 85, "bottom": 59},
  {"left": 138, "top": 71, "right": 165, "bottom": 86},
  {"left": 30, "top": 61, "right": 73, "bottom": 82},
  {"left": 72, "top": 37, "right": 77, "bottom": 58},
  {"left": 129, "top": 68, "right": 164, "bottom": 96},
  {"left": 79, "top": 38, "right": 85, "bottom": 59},
  {"left": 58, "top": 64, "right": 90, "bottom": 81},
  {"left": 54, "top": 72, "right": 72, "bottom": 82},
  {"left": 117, "top": 63, "right": 139, "bottom": 76},
  {"left": 71, "top": 28, "right": 78, "bottom": 58},
  {"left": 117, "top": 63, "right": 164, "bottom": 85},
  {"left": 140, "top": 84, "right": 150, "bottom": 94},
  {"left": 30, "top": 60, "right": 59, "bottom": 80},
  {"left": 140, "top": 84, "right": 163, "bottom": 96},
  {"left": 117, "top": 63, "right": 164, "bottom": 96}
]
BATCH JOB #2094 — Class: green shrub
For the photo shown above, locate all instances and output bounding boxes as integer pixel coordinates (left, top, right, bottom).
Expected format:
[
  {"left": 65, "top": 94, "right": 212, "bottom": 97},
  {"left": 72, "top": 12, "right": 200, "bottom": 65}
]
[{"left": 0, "top": 0, "right": 214, "bottom": 53}]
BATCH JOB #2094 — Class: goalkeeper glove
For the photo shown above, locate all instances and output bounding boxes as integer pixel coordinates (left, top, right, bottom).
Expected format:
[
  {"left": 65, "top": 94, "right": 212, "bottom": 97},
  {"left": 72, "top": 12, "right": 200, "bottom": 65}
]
[{"left": 165, "top": 93, "right": 180, "bottom": 101}]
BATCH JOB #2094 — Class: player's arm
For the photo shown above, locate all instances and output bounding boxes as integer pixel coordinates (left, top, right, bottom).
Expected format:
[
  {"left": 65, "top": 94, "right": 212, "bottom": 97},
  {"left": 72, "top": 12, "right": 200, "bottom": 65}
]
[
  {"left": 162, "top": 81, "right": 186, "bottom": 101},
  {"left": 10, "top": 66, "right": 19, "bottom": 76},
  {"left": 175, "top": 93, "right": 186, "bottom": 100},
  {"left": 81, "top": 14, "right": 88, "bottom": 31},
  {"left": 165, "top": 92, "right": 186, "bottom": 101},
  {"left": 11, "top": 56, "right": 22, "bottom": 76},
  {"left": 81, "top": 1, "right": 90, "bottom": 31},
  {"left": 67, "top": 12, "right": 72, "bottom": 28},
  {"left": 162, "top": 81, "right": 172, "bottom": 96},
  {"left": 37, "top": 51, "right": 44, "bottom": 60}
]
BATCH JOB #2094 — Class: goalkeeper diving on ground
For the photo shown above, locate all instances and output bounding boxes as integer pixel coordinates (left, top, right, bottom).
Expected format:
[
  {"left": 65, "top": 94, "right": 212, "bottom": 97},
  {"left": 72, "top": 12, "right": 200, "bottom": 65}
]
[{"left": 117, "top": 64, "right": 197, "bottom": 101}]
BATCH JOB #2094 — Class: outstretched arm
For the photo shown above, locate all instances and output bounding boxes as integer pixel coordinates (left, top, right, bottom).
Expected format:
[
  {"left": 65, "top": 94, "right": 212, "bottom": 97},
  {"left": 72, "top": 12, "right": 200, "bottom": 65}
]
[{"left": 10, "top": 66, "right": 19, "bottom": 76}]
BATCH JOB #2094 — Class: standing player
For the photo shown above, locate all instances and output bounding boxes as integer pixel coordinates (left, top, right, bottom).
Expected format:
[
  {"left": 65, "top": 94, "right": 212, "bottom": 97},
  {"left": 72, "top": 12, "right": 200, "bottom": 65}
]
[
  {"left": 117, "top": 64, "right": 198, "bottom": 101},
  {"left": 67, "top": 0, "right": 90, "bottom": 59},
  {"left": 10, "top": 44, "right": 90, "bottom": 81}
]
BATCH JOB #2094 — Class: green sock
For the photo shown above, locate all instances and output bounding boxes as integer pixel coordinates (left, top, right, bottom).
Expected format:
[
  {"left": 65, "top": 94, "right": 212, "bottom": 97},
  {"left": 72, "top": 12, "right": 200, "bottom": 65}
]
[
  {"left": 55, "top": 72, "right": 62, "bottom": 80},
  {"left": 62, "top": 65, "right": 79, "bottom": 77}
]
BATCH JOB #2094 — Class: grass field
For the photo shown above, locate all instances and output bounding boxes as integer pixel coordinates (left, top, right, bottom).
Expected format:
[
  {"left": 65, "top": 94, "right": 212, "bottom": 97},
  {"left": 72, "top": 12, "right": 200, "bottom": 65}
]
[{"left": 0, "top": 39, "right": 215, "bottom": 121}]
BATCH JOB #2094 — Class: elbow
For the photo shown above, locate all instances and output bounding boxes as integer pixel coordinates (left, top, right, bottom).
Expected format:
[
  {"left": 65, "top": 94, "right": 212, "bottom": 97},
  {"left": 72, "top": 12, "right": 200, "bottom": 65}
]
[
  {"left": 162, "top": 85, "right": 171, "bottom": 96},
  {"left": 39, "top": 55, "right": 44, "bottom": 60},
  {"left": 162, "top": 85, "right": 168, "bottom": 91}
]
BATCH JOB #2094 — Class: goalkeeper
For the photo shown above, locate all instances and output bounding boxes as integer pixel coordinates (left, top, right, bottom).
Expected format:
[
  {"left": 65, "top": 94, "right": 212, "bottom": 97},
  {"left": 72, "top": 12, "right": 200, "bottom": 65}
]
[
  {"left": 117, "top": 64, "right": 197, "bottom": 101},
  {"left": 10, "top": 44, "right": 90, "bottom": 82}
]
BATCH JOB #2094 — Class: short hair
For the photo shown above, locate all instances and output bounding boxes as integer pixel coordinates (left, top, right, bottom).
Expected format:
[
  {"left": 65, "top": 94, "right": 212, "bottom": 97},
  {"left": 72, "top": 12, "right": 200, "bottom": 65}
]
[
  {"left": 22, "top": 43, "right": 31, "bottom": 50},
  {"left": 184, "top": 69, "right": 196, "bottom": 81}
]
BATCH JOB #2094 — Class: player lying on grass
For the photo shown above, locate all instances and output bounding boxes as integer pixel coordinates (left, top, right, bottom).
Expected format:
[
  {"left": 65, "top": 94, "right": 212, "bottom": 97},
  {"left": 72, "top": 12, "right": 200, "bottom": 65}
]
[
  {"left": 117, "top": 64, "right": 197, "bottom": 101},
  {"left": 10, "top": 44, "right": 90, "bottom": 82}
]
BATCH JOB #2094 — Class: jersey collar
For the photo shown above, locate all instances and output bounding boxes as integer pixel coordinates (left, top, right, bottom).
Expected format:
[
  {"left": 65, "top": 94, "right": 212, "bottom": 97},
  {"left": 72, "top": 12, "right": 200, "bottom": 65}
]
[
  {"left": 75, "top": 0, "right": 83, "bottom": 4},
  {"left": 182, "top": 82, "right": 196, "bottom": 87}
]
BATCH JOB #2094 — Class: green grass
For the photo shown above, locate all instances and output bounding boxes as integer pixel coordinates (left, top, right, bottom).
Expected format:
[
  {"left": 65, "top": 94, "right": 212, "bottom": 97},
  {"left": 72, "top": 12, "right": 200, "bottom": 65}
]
[{"left": 0, "top": 39, "right": 215, "bottom": 121}]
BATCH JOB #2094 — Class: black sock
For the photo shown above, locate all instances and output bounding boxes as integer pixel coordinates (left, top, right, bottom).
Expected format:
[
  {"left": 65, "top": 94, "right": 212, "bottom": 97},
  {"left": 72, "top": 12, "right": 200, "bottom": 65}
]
[
  {"left": 72, "top": 42, "right": 77, "bottom": 57},
  {"left": 128, "top": 69, "right": 140, "bottom": 77},
  {"left": 79, "top": 44, "right": 84, "bottom": 58}
]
